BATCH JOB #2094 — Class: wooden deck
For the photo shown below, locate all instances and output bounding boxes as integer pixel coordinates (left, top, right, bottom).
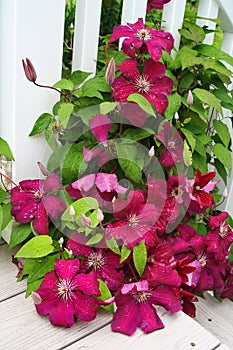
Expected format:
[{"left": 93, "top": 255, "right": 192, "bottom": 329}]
[{"left": 0, "top": 241, "right": 232, "bottom": 350}]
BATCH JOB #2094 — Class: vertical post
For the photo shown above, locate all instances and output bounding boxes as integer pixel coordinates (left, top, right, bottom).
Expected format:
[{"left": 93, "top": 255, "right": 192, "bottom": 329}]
[
  {"left": 121, "top": 0, "right": 147, "bottom": 25},
  {"left": 196, "top": 0, "right": 219, "bottom": 44},
  {"left": 0, "top": 0, "right": 66, "bottom": 183},
  {"left": 162, "top": 0, "right": 187, "bottom": 55},
  {"left": 72, "top": 0, "right": 102, "bottom": 75}
]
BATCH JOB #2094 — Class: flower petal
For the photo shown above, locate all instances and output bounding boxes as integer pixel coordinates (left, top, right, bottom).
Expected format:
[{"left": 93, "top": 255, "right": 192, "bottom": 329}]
[
  {"left": 111, "top": 299, "right": 140, "bottom": 335},
  {"left": 73, "top": 271, "right": 100, "bottom": 295},
  {"left": 73, "top": 292, "right": 98, "bottom": 321},
  {"left": 48, "top": 299, "right": 75, "bottom": 327},
  {"left": 139, "top": 303, "right": 164, "bottom": 333},
  {"left": 54, "top": 259, "right": 80, "bottom": 280}
]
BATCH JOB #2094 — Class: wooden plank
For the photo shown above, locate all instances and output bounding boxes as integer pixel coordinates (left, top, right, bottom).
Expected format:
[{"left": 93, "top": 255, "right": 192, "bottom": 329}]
[
  {"left": 0, "top": 293, "right": 111, "bottom": 350},
  {"left": 195, "top": 292, "right": 233, "bottom": 349},
  {"left": 0, "top": 244, "right": 26, "bottom": 301},
  {"left": 196, "top": 0, "right": 219, "bottom": 45},
  {"left": 217, "top": 345, "right": 231, "bottom": 350},
  {"left": 65, "top": 308, "right": 220, "bottom": 350}
]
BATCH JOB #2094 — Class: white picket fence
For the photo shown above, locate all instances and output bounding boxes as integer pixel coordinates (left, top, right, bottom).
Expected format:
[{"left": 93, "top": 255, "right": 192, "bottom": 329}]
[{"left": 0, "top": 0, "right": 233, "bottom": 213}]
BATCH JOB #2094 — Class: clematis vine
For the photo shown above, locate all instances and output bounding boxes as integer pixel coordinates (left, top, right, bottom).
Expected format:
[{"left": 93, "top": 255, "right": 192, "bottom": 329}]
[
  {"left": 11, "top": 173, "right": 66, "bottom": 235},
  {"left": 112, "top": 58, "right": 173, "bottom": 114},
  {"left": 33, "top": 259, "right": 100, "bottom": 328},
  {"left": 109, "top": 18, "right": 174, "bottom": 62}
]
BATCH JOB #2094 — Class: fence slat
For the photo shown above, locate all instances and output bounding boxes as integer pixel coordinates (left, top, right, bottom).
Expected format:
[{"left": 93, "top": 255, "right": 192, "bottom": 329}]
[
  {"left": 161, "top": 0, "right": 187, "bottom": 54},
  {"left": 72, "top": 0, "right": 102, "bottom": 76},
  {"left": 196, "top": 0, "right": 219, "bottom": 45},
  {"left": 0, "top": 0, "right": 66, "bottom": 182},
  {"left": 216, "top": 0, "right": 233, "bottom": 32},
  {"left": 121, "top": 0, "right": 147, "bottom": 25}
]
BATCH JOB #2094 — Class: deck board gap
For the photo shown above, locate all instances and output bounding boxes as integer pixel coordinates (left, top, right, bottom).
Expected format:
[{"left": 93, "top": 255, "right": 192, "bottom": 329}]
[{"left": 0, "top": 290, "right": 26, "bottom": 303}]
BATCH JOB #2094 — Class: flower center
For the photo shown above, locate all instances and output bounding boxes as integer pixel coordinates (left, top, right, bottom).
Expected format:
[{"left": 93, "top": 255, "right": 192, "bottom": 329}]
[
  {"left": 132, "top": 291, "right": 151, "bottom": 304},
  {"left": 87, "top": 252, "right": 105, "bottom": 271},
  {"left": 34, "top": 190, "right": 43, "bottom": 200},
  {"left": 57, "top": 278, "right": 74, "bottom": 301},
  {"left": 168, "top": 140, "right": 176, "bottom": 149},
  {"left": 171, "top": 187, "right": 183, "bottom": 201},
  {"left": 128, "top": 213, "right": 139, "bottom": 227},
  {"left": 135, "top": 76, "right": 152, "bottom": 93},
  {"left": 195, "top": 185, "right": 201, "bottom": 191},
  {"left": 135, "top": 28, "right": 152, "bottom": 41},
  {"left": 219, "top": 222, "right": 229, "bottom": 238}
]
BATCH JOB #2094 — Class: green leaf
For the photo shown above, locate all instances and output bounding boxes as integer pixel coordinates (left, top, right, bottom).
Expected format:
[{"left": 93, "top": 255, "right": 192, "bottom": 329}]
[
  {"left": 213, "top": 120, "right": 231, "bottom": 148},
  {"left": 120, "top": 244, "right": 131, "bottom": 263},
  {"left": 100, "top": 102, "right": 117, "bottom": 114},
  {"left": 0, "top": 188, "right": 6, "bottom": 204},
  {"left": 9, "top": 224, "right": 32, "bottom": 250},
  {"left": 164, "top": 93, "right": 182, "bottom": 121},
  {"left": 133, "top": 241, "right": 147, "bottom": 276},
  {"left": 198, "top": 44, "right": 233, "bottom": 67},
  {"left": 0, "top": 138, "right": 14, "bottom": 160},
  {"left": 203, "top": 59, "right": 232, "bottom": 77},
  {"left": 29, "top": 113, "right": 53, "bottom": 136},
  {"left": 86, "top": 233, "right": 103, "bottom": 245},
  {"left": 181, "top": 128, "right": 196, "bottom": 151},
  {"left": 127, "top": 93, "right": 156, "bottom": 117},
  {"left": 26, "top": 254, "right": 59, "bottom": 283},
  {"left": 192, "top": 152, "right": 208, "bottom": 173},
  {"left": 0, "top": 207, "right": 3, "bottom": 234},
  {"left": 53, "top": 79, "right": 74, "bottom": 91},
  {"left": 62, "top": 144, "right": 86, "bottom": 184},
  {"left": 178, "top": 47, "right": 204, "bottom": 70},
  {"left": 98, "top": 279, "right": 114, "bottom": 313},
  {"left": 15, "top": 236, "right": 54, "bottom": 258},
  {"left": 122, "top": 128, "right": 153, "bottom": 141},
  {"left": 212, "top": 143, "right": 232, "bottom": 171},
  {"left": 214, "top": 158, "right": 227, "bottom": 184},
  {"left": 70, "top": 70, "right": 92, "bottom": 86},
  {"left": 25, "top": 279, "right": 43, "bottom": 298},
  {"left": 105, "top": 237, "right": 121, "bottom": 255},
  {"left": 193, "top": 88, "right": 222, "bottom": 114},
  {"left": 195, "top": 140, "right": 207, "bottom": 157},
  {"left": 1, "top": 202, "right": 12, "bottom": 230},
  {"left": 58, "top": 102, "right": 74, "bottom": 128},
  {"left": 116, "top": 142, "right": 142, "bottom": 183},
  {"left": 183, "top": 140, "right": 192, "bottom": 166},
  {"left": 81, "top": 76, "right": 111, "bottom": 99},
  {"left": 179, "top": 21, "right": 206, "bottom": 43}
]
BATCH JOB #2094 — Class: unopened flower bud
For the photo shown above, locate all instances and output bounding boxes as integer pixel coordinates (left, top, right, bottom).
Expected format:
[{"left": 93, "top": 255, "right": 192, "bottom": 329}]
[
  {"left": 105, "top": 57, "right": 115, "bottom": 85},
  {"left": 80, "top": 213, "right": 91, "bottom": 228},
  {"left": 223, "top": 188, "right": 228, "bottom": 198},
  {"left": 112, "top": 196, "right": 116, "bottom": 204},
  {"left": 68, "top": 249, "right": 73, "bottom": 257},
  {"left": 31, "top": 292, "right": 42, "bottom": 305},
  {"left": 58, "top": 237, "right": 64, "bottom": 247},
  {"left": 148, "top": 146, "right": 155, "bottom": 158},
  {"left": 37, "top": 162, "right": 49, "bottom": 176},
  {"left": 22, "top": 58, "right": 37, "bottom": 82},
  {"left": 97, "top": 208, "right": 104, "bottom": 223},
  {"left": 187, "top": 90, "right": 193, "bottom": 106},
  {"left": 69, "top": 205, "right": 75, "bottom": 217},
  {"left": 174, "top": 112, "right": 179, "bottom": 120}
]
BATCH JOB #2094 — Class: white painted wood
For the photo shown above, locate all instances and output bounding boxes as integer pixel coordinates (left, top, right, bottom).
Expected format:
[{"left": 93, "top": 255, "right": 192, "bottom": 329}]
[
  {"left": 161, "top": 0, "right": 187, "bottom": 54},
  {"left": 196, "top": 0, "right": 219, "bottom": 44},
  {"left": 0, "top": 294, "right": 111, "bottom": 350},
  {"left": 0, "top": 244, "right": 26, "bottom": 301},
  {"left": 215, "top": 0, "right": 233, "bottom": 32},
  {"left": 72, "top": 0, "right": 102, "bottom": 76},
  {"left": 217, "top": 345, "right": 231, "bottom": 350},
  {"left": 195, "top": 292, "right": 233, "bottom": 349},
  {"left": 121, "top": 0, "right": 147, "bottom": 25},
  {"left": 0, "top": 0, "right": 66, "bottom": 183},
  {"left": 65, "top": 308, "right": 220, "bottom": 350}
]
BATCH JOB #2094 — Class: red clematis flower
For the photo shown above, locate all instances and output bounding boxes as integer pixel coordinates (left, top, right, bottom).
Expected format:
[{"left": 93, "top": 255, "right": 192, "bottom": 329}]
[
  {"left": 89, "top": 114, "right": 112, "bottom": 146},
  {"left": 147, "top": 0, "right": 171, "bottom": 12},
  {"left": 186, "top": 169, "right": 217, "bottom": 208},
  {"left": 112, "top": 58, "right": 173, "bottom": 114},
  {"left": 11, "top": 173, "right": 66, "bottom": 235},
  {"left": 33, "top": 259, "right": 100, "bottom": 328},
  {"left": 106, "top": 189, "right": 159, "bottom": 249},
  {"left": 109, "top": 18, "right": 174, "bottom": 62},
  {"left": 66, "top": 233, "right": 124, "bottom": 291},
  {"left": 111, "top": 280, "right": 181, "bottom": 335}
]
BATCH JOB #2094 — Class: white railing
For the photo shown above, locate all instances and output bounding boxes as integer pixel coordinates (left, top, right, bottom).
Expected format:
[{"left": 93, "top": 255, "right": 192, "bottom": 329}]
[{"left": 0, "top": 0, "right": 233, "bottom": 212}]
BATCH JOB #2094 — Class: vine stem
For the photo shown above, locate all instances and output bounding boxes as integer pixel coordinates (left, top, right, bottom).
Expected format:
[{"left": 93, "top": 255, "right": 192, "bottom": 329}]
[{"left": 0, "top": 171, "right": 19, "bottom": 188}]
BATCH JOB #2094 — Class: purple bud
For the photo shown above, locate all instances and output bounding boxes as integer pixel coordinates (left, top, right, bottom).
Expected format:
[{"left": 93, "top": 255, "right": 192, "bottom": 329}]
[
  {"left": 37, "top": 162, "right": 49, "bottom": 176},
  {"left": 187, "top": 90, "right": 193, "bottom": 106},
  {"left": 31, "top": 292, "right": 42, "bottom": 305},
  {"left": 105, "top": 57, "right": 115, "bottom": 85},
  {"left": 22, "top": 58, "right": 37, "bottom": 82},
  {"left": 80, "top": 213, "right": 91, "bottom": 228}
]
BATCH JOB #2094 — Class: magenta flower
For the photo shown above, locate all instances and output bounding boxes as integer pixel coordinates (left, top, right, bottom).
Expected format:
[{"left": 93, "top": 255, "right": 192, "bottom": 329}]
[
  {"left": 156, "top": 121, "right": 184, "bottom": 168},
  {"left": 112, "top": 280, "right": 181, "bottom": 335},
  {"left": 83, "top": 147, "right": 110, "bottom": 167},
  {"left": 109, "top": 18, "right": 174, "bottom": 62},
  {"left": 186, "top": 169, "right": 217, "bottom": 208},
  {"left": 106, "top": 189, "right": 159, "bottom": 249},
  {"left": 11, "top": 173, "right": 66, "bottom": 235},
  {"left": 112, "top": 58, "right": 173, "bottom": 114},
  {"left": 67, "top": 233, "right": 124, "bottom": 291},
  {"left": 90, "top": 114, "right": 112, "bottom": 146},
  {"left": 147, "top": 0, "right": 171, "bottom": 11},
  {"left": 34, "top": 259, "right": 100, "bottom": 327},
  {"left": 66, "top": 172, "right": 127, "bottom": 211}
]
